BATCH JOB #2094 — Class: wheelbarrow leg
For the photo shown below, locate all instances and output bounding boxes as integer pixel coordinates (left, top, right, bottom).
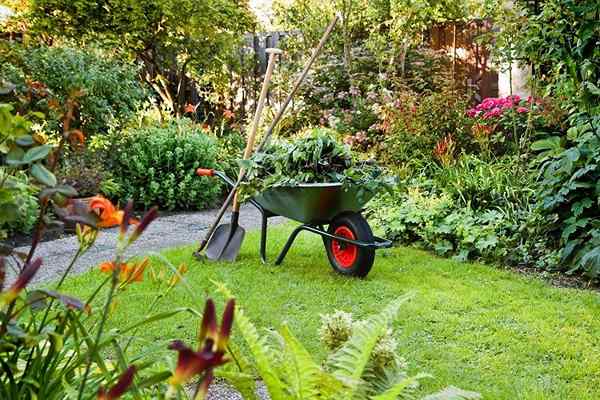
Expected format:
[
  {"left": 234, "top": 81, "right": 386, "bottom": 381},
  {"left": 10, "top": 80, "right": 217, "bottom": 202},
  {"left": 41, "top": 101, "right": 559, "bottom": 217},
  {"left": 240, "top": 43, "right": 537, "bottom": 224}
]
[
  {"left": 275, "top": 224, "right": 308, "bottom": 265},
  {"left": 260, "top": 211, "right": 268, "bottom": 264}
]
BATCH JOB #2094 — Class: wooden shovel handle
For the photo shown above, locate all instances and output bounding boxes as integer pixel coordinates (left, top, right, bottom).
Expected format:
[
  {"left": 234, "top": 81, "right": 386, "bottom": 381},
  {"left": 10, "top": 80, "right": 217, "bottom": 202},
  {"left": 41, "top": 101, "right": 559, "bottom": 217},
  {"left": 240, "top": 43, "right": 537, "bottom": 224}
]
[{"left": 232, "top": 48, "right": 280, "bottom": 212}]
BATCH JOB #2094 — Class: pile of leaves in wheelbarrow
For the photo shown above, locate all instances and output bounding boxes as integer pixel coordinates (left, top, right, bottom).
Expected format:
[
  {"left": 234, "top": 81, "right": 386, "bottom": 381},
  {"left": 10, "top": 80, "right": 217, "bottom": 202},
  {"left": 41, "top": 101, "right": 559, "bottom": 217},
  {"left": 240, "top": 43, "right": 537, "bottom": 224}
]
[{"left": 238, "top": 128, "right": 394, "bottom": 201}]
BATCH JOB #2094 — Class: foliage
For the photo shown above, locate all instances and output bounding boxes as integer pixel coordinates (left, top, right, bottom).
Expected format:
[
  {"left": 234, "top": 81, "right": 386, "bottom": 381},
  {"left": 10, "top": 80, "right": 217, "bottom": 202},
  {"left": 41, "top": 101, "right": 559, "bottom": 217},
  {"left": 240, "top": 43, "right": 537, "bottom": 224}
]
[
  {"left": 513, "top": 0, "right": 600, "bottom": 115},
  {"left": 532, "top": 114, "right": 600, "bottom": 277},
  {"left": 111, "top": 120, "right": 222, "bottom": 210},
  {"left": 238, "top": 128, "right": 393, "bottom": 201},
  {"left": 0, "top": 43, "right": 146, "bottom": 135},
  {"left": 0, "top": 170, "right": 39, "bottom": 236},
  {"left": 0, "top": 102, "right": 54, "bottom": 239},
  {"left": 26, "top": 0, "right": 255, "bottom": 113},
  {"left": 507, "top": 0, "right": 600, "bottom": 277},
  {"left": 374, "top": 83, "right": 473, "bottom": 170},
  {"left": 217, "top": 283, "right": 480, "bottom": 400},
  {"left": 57, "top": 150, "right": 118, "bottom": 198},
  {"left": 367, "top": 154, "right": 547, "bottom": 264}
]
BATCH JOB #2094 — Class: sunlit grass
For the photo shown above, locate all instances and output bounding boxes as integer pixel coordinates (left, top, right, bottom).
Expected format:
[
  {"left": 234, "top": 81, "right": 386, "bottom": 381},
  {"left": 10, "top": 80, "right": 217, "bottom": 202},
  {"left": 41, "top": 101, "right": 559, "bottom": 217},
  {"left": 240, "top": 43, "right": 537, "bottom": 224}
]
[{"left": 60, "top": 224, "right": 600, "bottom": 399}]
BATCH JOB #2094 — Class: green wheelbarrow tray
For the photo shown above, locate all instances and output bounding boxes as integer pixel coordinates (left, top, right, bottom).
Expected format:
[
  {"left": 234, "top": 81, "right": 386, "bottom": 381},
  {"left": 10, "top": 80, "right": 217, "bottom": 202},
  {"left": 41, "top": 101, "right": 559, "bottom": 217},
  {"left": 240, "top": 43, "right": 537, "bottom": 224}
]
[{"left": 253, "top": 183, "right": 376, "bottom": 225}]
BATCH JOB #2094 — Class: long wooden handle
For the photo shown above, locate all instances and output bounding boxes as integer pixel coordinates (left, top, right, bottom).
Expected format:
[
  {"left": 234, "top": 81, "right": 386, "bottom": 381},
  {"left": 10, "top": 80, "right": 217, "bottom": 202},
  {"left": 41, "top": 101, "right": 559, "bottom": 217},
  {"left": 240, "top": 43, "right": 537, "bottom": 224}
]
[
  {"left": 196, "top": 16, "right": 338, "bottom": 253},
  {"left": 232, "top": 49, "right": 280, "bottom": 212}
]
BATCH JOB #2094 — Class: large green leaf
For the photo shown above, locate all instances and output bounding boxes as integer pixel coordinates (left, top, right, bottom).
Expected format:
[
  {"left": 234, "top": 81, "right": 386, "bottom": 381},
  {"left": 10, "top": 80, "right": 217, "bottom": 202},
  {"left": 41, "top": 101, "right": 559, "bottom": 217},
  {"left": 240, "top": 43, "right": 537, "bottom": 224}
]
[
  {"left": 23, "top": 145, "right": 53, "bottom": 164},
  {"left": 31, "top": 163, "right": 57, "bottom": 187}
]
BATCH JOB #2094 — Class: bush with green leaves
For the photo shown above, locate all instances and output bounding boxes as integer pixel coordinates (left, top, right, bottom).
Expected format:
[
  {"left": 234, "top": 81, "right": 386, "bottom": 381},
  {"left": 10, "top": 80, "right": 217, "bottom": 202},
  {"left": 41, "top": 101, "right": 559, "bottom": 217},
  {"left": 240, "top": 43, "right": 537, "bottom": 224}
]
[
  {"left": 0, "top": 43, "right": 147, "bottom": 135},
  {"left": 0, "top": 170, "right": 39, "bottom": 236},
  {"left": 532, "top": 114, "right": 600, "bottom": 277},
  {"left": 367, "top": 155, "right": 550, "bottom": 265},
  {"left": 217, "top": 284, "right": 480, "bottom": 400},
  {"left": 111, "top": 121, "right": 222, "bottom": 210},
  {"left": 505, "top": 0, "right": 600, "bottom": 277}
]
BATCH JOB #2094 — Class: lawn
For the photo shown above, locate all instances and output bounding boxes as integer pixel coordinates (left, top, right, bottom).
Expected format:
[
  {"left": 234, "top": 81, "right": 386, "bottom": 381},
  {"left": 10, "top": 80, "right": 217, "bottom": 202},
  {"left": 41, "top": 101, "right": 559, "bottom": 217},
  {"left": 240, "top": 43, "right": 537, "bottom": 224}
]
[{"left": 59, "top": 224, "right": 600, "bottom": 399}]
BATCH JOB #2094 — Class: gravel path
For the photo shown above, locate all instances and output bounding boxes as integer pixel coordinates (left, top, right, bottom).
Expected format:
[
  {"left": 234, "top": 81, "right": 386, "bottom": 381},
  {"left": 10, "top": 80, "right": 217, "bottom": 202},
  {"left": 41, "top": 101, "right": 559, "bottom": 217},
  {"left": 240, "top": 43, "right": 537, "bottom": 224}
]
[{"left": 8, "top": 204, "right": 284, "bottom": 285}]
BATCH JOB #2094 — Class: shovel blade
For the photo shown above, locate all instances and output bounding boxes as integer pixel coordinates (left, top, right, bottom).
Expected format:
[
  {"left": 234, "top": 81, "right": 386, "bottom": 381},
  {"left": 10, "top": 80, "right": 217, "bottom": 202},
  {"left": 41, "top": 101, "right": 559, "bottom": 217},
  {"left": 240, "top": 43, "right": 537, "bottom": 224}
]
[{"left": 205, "top": 223, "right": 246, "bottom": 262}]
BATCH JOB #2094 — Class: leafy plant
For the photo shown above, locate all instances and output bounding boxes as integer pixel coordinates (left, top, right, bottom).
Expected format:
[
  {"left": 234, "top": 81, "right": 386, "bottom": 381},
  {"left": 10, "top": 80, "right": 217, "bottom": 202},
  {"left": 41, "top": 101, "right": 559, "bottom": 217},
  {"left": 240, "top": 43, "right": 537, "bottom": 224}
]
[
  {"left": 0, "top": 170, "right": 39, "bottom": 236},
  {"left": 532, "top": 114, "right": 600, "bottom": 277},
  {"left": 216, "top": 283, "right": 480, "bottom": 400},
  {"left": 111, "top": 120, "right": 222, "bottom": 210},
  {"left": 238, "top": 128, "right": 393, "bottom": 201},
  {"left": 27, "top": 0, "right": 255, "bottom": 114},
  {"left": 0, "top": 44, "right": 147, "bottom": 135}
]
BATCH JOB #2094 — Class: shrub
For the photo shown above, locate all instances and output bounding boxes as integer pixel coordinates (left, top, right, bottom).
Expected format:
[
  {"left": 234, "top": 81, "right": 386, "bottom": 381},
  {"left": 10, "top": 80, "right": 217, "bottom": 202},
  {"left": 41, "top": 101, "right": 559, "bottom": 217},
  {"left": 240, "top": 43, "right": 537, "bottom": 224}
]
[
  {"left": 374, "top": 84, "right": 473, "bottom": 171},
  {"left": 368, "top": 155, "right": 543, "bottom": 265},
  {"left": 532, "top": 113, "right": 600, "bottom": 277},
  {"left": 112, "top": 121, "right": 222, "bottom": 210},
  {"left": 0, "top": 44, "right": 147, "bottom": 135},
  {"left": 57, "top": 150, "right": 116, "bottom": 198},
  {"left": 0, "top": 171, "right": 39, "bottom": 236}
]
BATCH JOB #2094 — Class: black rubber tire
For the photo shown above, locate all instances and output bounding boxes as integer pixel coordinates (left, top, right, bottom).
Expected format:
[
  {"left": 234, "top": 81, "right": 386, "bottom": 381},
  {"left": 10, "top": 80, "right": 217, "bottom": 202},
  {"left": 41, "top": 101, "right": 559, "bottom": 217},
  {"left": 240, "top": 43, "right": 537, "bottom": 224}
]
[{"left": 324, "top": 212, "right": 375, "bottom": 277}]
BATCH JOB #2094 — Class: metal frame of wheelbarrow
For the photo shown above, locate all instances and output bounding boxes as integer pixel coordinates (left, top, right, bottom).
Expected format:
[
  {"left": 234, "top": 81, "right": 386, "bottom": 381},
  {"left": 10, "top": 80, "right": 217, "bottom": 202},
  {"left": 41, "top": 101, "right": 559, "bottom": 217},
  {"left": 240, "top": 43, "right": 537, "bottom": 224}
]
[{"left": 210, "top": 170, "right": 392, "bottom": 266}]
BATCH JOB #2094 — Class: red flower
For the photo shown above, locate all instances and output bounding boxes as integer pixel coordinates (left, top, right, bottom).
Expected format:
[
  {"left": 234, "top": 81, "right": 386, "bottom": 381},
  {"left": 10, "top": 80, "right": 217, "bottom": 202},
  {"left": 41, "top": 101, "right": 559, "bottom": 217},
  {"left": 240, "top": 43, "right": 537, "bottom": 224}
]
[
  {"left": 1, "top": 258, "right": 42, "bottom": 304},
  {"left": 168, "top": 299, "right": 235, "bottom": 387},
  {"left": 97, "top": 366, "right": 136, "bottom": 400}
]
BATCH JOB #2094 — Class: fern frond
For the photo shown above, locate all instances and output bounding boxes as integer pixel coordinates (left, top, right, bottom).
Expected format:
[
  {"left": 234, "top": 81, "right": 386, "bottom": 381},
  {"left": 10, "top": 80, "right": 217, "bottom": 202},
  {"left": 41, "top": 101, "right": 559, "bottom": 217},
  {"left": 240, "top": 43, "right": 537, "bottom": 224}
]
[
  {"left": 327, "top": 293, "right": 414, "bottom": 398},
  {"left": 370, "top": 373, "right": 429, "bottom": 400},
  {"left": 421, "top": 386, "right": 482, "bottom": 400},
  {"left": 214, "top": 282, "right": 288, "bottom": 400},
  {"left": 279, "top": 323, "right": 343, "bottom": 399}
]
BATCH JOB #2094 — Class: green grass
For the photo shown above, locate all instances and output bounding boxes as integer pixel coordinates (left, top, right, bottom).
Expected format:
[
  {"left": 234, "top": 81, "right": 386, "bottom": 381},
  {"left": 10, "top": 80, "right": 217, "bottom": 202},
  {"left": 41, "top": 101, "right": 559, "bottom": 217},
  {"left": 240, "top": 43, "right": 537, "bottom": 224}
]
[{"left": 60, "top": 224, "right": 600, "bottom": 399}]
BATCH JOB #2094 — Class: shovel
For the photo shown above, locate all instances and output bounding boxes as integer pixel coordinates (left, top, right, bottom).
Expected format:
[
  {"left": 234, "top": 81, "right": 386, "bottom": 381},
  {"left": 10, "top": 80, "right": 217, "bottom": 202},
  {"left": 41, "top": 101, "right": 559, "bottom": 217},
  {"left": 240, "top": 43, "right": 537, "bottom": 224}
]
[{"left": 204, "top": 48, "right": 282, "bottom": 261}]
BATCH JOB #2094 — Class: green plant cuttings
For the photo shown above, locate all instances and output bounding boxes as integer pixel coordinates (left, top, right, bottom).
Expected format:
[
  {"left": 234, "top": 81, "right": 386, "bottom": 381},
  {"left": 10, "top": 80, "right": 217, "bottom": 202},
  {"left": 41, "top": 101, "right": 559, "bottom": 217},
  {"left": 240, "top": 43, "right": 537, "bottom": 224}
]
[{"left": 238, "top": 128, "right": 394, "bottom": 202}]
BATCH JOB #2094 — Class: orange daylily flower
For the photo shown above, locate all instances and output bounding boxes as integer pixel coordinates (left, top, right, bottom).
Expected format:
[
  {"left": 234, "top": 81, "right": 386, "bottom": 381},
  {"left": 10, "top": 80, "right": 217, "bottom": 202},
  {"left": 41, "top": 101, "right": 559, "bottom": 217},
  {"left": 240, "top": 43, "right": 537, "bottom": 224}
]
[
  {"left": 222, "top": 109, "right": 235, "bottom": 119},
  {"left": 89, "top": 196, "right": 138, "bottom": 228},
  {"left": 68, "top": 129, "right": 85, "bottom": 147},
  {"left": 183, "top": 103, "right": 196, "bottom": 114},
  {"left": 98, "top": 258, "right": 149, "bottom": 284}
]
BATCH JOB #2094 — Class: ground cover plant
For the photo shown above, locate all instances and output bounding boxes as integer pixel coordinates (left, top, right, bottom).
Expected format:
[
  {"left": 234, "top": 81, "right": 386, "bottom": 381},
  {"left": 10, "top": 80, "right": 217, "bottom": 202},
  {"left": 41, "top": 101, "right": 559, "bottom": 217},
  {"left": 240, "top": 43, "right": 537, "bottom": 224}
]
[{"left": 58, "top": 225, "right": 600, "bottom": 400}]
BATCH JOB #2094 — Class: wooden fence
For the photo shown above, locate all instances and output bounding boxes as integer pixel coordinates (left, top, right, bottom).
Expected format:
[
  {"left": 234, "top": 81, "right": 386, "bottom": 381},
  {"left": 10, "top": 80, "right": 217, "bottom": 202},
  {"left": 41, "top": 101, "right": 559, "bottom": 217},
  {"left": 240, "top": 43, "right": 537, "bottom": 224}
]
[{"left": 426, "top": 20, "right": 498, "bottom": 100}]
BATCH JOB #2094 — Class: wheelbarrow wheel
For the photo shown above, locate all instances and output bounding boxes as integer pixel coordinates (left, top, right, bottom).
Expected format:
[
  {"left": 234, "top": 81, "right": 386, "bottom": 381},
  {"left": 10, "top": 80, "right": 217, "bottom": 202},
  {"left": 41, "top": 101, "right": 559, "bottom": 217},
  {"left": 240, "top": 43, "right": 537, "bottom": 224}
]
[{"left": 324, "top": 212, "right": 375, "bottom": 277}]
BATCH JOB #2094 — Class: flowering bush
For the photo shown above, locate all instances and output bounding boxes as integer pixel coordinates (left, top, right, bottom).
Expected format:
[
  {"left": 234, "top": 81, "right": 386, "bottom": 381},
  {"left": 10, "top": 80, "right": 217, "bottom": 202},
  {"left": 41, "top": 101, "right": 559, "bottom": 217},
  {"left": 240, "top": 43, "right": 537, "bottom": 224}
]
[{"left": 466, "top": 95, "right": 540, "bottom": 157}]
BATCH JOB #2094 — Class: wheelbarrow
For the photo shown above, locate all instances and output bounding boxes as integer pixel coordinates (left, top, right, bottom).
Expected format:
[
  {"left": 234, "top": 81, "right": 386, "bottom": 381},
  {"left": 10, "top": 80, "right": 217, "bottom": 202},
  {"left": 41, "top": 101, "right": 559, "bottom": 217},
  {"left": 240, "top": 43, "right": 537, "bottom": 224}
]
[{"left": 196, "top": 168, "right": 392, "bottom": 277}]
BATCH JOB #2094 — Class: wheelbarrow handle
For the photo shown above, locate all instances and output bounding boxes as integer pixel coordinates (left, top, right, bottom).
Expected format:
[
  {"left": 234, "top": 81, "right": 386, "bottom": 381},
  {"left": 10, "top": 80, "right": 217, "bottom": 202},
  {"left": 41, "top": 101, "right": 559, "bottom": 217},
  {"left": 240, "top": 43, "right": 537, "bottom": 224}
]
[{"left": 196, "top": 168, "right": 215, "bottom": 177}]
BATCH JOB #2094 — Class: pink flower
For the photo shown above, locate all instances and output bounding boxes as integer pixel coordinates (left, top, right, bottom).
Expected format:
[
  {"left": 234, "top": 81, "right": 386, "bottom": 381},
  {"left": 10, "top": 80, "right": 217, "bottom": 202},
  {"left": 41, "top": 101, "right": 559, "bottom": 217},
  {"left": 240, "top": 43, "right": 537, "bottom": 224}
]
[
  {"left": 516, "top": 107, "right": 528, "bottom": 113},
  {"left": 466, "top": 109, "right": 478, "bottom": 118},
  {"left": 483, "top": 107, "right": 502, "bottom": 119}
]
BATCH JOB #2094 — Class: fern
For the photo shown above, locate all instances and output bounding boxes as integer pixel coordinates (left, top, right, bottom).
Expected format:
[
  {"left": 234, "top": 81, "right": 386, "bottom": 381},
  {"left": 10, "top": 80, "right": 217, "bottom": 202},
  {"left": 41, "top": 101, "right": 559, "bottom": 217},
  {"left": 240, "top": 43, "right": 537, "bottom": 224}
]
[
  {"left": 370, "top": 373, "right": 429, "bottom": 400},
  {"left": 278, "top": 324, "right": 344, "bottom": 399},
  {"left": 215, "top": 282, "right": 288, "bottom": 399},
  {"left": 327, "top": 293, "right": 414, "bottom": 397},
  {"left": 213, "top": 285, "right": 478, "bottom": 400}
]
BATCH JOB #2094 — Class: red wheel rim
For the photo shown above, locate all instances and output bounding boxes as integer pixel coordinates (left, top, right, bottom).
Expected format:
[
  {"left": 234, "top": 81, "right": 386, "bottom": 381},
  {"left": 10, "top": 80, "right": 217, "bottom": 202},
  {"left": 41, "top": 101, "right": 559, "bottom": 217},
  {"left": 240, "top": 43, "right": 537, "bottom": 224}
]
[{"left": 331, "top": 226, "right": 358, "bottom": 268}]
